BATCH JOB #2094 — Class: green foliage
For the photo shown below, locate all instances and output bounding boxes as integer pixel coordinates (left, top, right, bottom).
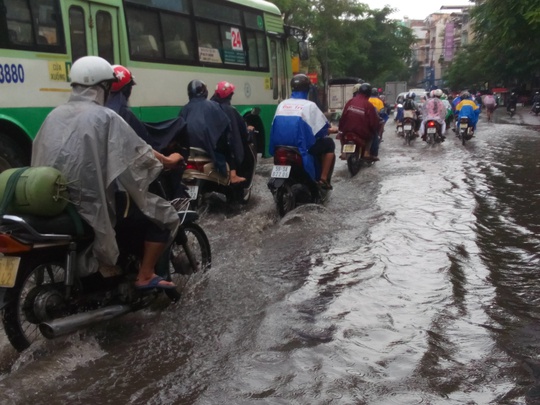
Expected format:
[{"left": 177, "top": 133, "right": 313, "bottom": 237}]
[
  {"left": 446, "top": 0, "right": 540, "bottom": 89},
  {"left": 267, "top": 0, "right": 415, "bottom": 87}
]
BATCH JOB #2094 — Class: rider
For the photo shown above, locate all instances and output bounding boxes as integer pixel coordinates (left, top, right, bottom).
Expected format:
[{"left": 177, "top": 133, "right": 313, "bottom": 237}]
[
  {"left": 507, "top": 92, "right": 518, "bottom": 114},
  {"left": 402, "top": 91, "right": 421, "bottom": 133},
  {"left": 338, "top": 82, "right": 380, "bottom": 161},
  {"left": 31, "top": 56, "right": 179, "bottom": 290},
  {"left": 455, "top": 91, "right": 480, "bottom": 133},
  {"left": 368, "top": 88, "right": 385, "bottom": 158},
  {"left": 269, "top": 73, "right": 337, "bottom": 189},
  {"left": 419, "top": 89, "right": 447, "bottom": 141},
  {"left": 179, "top": 79, "right": 246, "bottom": 184},
  {"left": 106, "top": 64, "right": 190, "bottom": 199},
  {"left": 482, "top": 91, "right": 497, "bottom": 122},
  {"left": 210, "top": 80, "right": 255, "bottom": 180}
]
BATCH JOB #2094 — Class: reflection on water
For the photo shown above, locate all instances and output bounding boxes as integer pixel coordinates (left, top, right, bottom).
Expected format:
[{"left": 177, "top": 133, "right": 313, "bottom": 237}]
[{"left": 1, "top": 122, "right": 539, "bottom": 404}]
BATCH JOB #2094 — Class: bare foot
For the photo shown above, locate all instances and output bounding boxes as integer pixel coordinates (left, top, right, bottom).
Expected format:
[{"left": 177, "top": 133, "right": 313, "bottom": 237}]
[{"left": 230, "top": 175, "right": 246, "bottom": 184}]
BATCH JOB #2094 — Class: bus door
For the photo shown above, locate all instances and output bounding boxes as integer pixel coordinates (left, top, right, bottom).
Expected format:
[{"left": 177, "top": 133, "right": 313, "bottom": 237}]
[
  {"left": 269, "top": 35, "right": 289, "bottom": 102},
  {"left": 65, "top": 1, "right": 119, "bottom": 64}
]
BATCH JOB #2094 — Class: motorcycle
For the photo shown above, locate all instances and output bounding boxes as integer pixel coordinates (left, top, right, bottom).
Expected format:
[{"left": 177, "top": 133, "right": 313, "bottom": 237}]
[
  {"left": 182, "top": 130, "right": 257, "bottom": 210},
  {"left": 458, "top": 116, "right": 474, "bottom": 145},
  {"left": 267, "top": 146, "right": 334, "bottom": 217},
  {"left": 0, "top": 179, "right": 211, "bottom": 352},
  {"left": 532, "top": 102, "right": 540, "bottom": 116},
  {"left": 339, "top": 132, "right": 373, "bottom": 177},
  {"left": 424, "top": 120, "right": 444, "bottom": 145},
  {"left": 396, "top": 122, "right": 404, "bottom": 137},
  {"left": 402, "top": 116, "right": 417, "bottom": 145}
]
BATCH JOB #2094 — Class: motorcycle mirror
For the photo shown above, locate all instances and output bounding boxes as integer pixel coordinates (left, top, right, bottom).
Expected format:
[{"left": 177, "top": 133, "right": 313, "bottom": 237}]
[{"left": 251, "top": 107, "right": 261, "bottom": 115}]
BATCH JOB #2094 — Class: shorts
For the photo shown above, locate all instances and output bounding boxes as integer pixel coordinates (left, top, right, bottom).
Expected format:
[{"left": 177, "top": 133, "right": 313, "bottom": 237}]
[
  {"left": 115, "top": 191, "right": 170, "bottom": 243},
  {"left": 308, "top": 137, "right": 335, "bottom": 157}
]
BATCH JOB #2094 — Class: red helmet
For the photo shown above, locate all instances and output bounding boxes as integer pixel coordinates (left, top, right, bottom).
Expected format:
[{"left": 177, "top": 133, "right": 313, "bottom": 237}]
[
  {"left": 215, "top": 81, "right": 235, "bottom": 98},
  {"left": 111, "top": 65, "right": 135, "bottom": 92}
]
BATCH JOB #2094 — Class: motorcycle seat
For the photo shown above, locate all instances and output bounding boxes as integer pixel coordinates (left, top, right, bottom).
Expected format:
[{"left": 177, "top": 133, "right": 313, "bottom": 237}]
[
  {"left": 3, "top": 211, "right": 93, "bottom": 240},
  {"left": 275, "top": 145, "right": 300, "bottom": 154}
]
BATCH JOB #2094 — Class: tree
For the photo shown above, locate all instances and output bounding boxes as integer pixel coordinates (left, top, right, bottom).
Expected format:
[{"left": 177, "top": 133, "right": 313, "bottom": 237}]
[
  {"left": 268, "top": 0, "right": 416, "bottom": 105},
  {"left": 445, "top": 0, "right": 540, "bottom": 91}
]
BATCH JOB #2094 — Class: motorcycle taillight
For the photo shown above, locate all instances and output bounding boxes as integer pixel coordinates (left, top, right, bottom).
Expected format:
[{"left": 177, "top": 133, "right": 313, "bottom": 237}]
[
  {"left": 185, "top": 160, "right": 206, "bottom": 173},
  {"left": 427, "top": 120, "right": 436, "bottom": 127},
  {"left": 0, "top": 234, "right": 31, "bottom": 254},
  {"left": 274, "top": 148, "right": 303, "bottom": 166}
]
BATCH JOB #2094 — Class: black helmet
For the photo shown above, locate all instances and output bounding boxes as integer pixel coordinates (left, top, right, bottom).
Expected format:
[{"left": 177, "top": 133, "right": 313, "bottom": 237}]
[
  {"left": 290, "top": 74, "right": 311, "bottom": 92},
  {"left": 187, "top": 79, "right": 208, "bottom": 99},
  {"left": 358, "top": 83, "right": 372, "bottom": 97},
  {"left": 371, "top": 88, "right": 379, "bottom": 97}
]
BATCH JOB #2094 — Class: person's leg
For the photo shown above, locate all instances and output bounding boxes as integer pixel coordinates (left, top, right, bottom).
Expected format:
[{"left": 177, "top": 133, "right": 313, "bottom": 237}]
[
  {"left": 135, "top": 241, "right": 174, "bottom": 287},
  {"left": 369, "top": 131, "right": 380, "bottom": 159},
  {"left": 216, "top": 133, "right": 246, "bottom": 184},
  {"left": 309, "top": 137, "right": 335, "bottom": 183}
]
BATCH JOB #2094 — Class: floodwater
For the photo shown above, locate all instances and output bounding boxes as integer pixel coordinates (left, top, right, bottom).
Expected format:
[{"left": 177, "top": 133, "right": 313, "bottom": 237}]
[{"left": 1, "top": 110, "right": 539, "bottom": 404}]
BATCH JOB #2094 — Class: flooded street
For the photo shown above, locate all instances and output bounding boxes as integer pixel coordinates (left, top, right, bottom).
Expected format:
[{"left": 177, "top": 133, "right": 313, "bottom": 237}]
[{"left": 1, "top": 110, "right": 539, "bottom": 404}]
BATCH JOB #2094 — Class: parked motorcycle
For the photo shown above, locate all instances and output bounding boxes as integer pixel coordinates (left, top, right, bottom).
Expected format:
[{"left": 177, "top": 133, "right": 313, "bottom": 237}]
[
  {"left": 424, "top": 120, "right": 444, "bottom": 145},
  {"left": 339, "top": 132, "right": 373, "bottom": 177},
  {"left": 458, "top": 117, "right": 474, "bottom": 145},
  {"left": 267, "top": 146, "right": 334, "bottom": 217},
  {"left": 182, "top": 130, "right": 257, "bottom": 210},
  {"left": 532, "top": 102, "right": 540, "bottom": 116},
  {"left": 0, "top": 178, "right": 211, "bottom": 352}
]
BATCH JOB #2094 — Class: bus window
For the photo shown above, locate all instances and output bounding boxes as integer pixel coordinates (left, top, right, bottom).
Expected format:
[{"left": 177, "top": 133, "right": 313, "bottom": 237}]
[
  {"left": 2, "top": 0, "right": 64, "bottom": 50},
  {"left": 69, "top": 6, "right": 87, "bottom": 62},
  {"left": 196, "top": 22, "right": 222, "bottom": 64},
  {"left": 246, "top": 31, "right": 268, "bottom": 69},
  {"left": 193, "top": 0, "right": 241, "bottom": 25},
  {"left": 162, "top": 13, "right": 194, "bottom": 61},
  {"left": 219, "top": 25, "right": 246, "bottom": 66},
  {"left": 5, "top": 0, "right": 33, "bottom": 46},
  {"left": 277, "top": 41, "right": 287, "bottom": 99},
  {"left": 125, "top": 7, "right": 163, "bottom": 59},
  {"left": 96, "top": 11, "right": 113, "bottom": 63}
]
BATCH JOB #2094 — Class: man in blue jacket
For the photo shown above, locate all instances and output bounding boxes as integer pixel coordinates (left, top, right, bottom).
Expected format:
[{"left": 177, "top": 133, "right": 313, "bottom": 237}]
[{"left": 269, "top": 74, "right": 337, "bottom": 189}]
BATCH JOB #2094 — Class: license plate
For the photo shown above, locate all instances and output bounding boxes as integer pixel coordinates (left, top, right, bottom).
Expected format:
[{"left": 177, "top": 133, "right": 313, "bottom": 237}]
[
  {"left": 271, "top": 165, "right": 291, "bottom": 179},
  {"left": 0, "top": 256, "right": 20, "bottom": 288},
  {"left": 186, "top": 185, "right": 199, "bottom": 200},
  {"left": 461, "top": 123, "right": 468, "bottom": 128},
  {"left": 427, "top": 127, "right": 436, "bottom": 134},
  {"left": 342, "top": 144, "right": 356, "bottom": 153},
  {"left": 404, "top": 124, "right": 412, "bottom": 130}
]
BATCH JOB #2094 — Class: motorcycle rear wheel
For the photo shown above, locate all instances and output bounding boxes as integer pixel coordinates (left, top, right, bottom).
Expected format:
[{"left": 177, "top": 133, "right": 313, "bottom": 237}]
[
  {"left": 276, "top": 182, "right": 296, "bottom": 217},
  {"left": 2, "top": 255, "right": 66, "bottom": 352},
  {"left": 347, "top": 153, "right": 362, "bottom": 177},
  {"left": 167, "top": 223, "right": 211, "bottom": 299}
]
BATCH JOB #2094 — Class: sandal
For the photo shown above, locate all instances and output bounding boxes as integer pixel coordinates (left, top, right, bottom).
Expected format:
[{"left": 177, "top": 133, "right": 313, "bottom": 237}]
[{"left": 318, "top": 179, "right": 333, "bottom": 190}]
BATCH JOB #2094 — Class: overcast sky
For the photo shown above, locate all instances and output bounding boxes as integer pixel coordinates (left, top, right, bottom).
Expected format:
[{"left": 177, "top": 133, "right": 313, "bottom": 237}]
[{"left": 362, "top": 0, "right": 475, "bottom": 20}]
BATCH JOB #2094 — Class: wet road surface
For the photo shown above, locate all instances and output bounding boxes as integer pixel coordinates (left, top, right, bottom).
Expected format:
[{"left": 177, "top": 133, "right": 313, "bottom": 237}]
[{"left": 1, "top": 108, "right": 539, "bottom": 404}]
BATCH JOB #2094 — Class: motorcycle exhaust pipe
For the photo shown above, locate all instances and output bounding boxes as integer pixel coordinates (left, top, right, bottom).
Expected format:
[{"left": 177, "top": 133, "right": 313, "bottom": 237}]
[{"left": 39, "top": 305, "right": 132, "bottom": 339}]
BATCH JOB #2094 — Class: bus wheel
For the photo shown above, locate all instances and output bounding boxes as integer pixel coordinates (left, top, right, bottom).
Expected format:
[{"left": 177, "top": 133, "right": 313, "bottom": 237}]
[{"left": 0, "top": 133, "right": 27, "bottom": 173}]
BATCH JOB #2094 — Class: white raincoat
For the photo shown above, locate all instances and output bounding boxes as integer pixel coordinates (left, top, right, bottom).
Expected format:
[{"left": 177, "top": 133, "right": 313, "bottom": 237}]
[{"left": 32, "top": 85, "right": 179, "bottom": 269}]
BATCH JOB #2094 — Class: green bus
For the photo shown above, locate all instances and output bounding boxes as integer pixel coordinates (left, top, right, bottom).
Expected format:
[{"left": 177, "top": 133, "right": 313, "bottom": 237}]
[{"left": 0, "top": 0, "right": 307, "bottom": 171}]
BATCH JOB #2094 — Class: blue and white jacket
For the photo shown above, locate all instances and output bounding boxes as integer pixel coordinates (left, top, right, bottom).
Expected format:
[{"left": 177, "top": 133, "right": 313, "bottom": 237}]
[{"left": 269, "top": 92, "right": 329, "bottom": 180}]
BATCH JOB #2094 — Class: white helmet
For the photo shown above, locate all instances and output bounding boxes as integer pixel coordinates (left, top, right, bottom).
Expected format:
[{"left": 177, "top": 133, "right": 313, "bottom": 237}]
[
  {"left": 352, "top": 83, "right": 362, "bottom": 94},
  {"left": 70, "top": 56, "right": 117, "bottom": 86},
  {"left": 433, "top": 89, "right": 443, "bottom": 98}
]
